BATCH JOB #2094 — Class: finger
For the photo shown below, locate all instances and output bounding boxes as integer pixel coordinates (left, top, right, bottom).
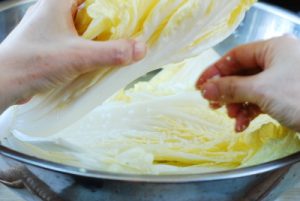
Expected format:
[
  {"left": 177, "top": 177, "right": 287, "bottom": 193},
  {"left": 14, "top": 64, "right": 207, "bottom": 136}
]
[
  {"left": 227, "top": 103, "right": 261, "bottom": 118},
  {"left": 196, "top": 40, "right": 271, "bottom": 89},
  {"left": 16, "top": 97, "right": 32, "bottom": 105},
  {"left": 40, "top": 0, "right": 84, "bottom": 16},
  {"left": 235, "top": 112, "right": 251, "bottom": 132},
  {"left": 24, "top": 5, "right": 36, "bottom": 16},
  {"left": 235, "top": 104, "right": 262, "bottom": 132},
  {"left": 226, "top": 103, "right": 241, "bottom": 118},
  {"left": 241, "top": 103, "right": 262, "bottom": 122},
  {"left": 42, "top": 0, "right": 85, "bottom": 6},
  {"left": 21, "top": 1, "right": 41, "bottom": 19},
  {"left": 201, "top": 76, "right": 258, "bottom": 104},
  {"left": 72, "top": 39, "right": 147, "bottom": 72},
  {"left": 71, "top": 0, "right": 86, "bottom": 18},
  {"left": 75, "top": 0, "right": 86, "bottom": 5},
  {"left": 209, "top": 101, "right": 223, "bottom": 110}
]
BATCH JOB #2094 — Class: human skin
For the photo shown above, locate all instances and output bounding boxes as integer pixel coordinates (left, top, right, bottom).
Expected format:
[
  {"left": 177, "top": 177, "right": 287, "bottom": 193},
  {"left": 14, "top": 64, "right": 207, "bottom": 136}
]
[
  {"left": 0, "top": 0, "right": 147, "bottom": 113},
  {"left": 196, "top": 35, "right": 300, "bottom": 133}
]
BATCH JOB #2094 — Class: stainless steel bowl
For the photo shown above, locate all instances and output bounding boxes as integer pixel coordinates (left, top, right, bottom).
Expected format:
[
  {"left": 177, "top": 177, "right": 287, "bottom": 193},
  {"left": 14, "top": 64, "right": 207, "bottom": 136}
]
[{"left": 0, "top": 1, "right": 300, "bottom": 201}]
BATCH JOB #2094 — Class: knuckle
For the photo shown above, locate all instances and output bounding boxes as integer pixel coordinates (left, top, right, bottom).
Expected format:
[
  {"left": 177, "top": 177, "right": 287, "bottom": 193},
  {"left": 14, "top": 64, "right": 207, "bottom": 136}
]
[
  {"left": 25, "top": 5, "right": 36, "bottom": 15},
  {"left": 251, "top": 78, "right": 269, "bottom": 105},
  {"left": 112, "top": 42, "right": 133, "bottom": 65},
  {"left": 268, "top": 35, "right": 296, "bottom": 48},
  {"left": 277, "top": 35, "right": 296, "bottom": 42},
  {"left": 224, "top": 78, "right": 238, "bottom": 101}
]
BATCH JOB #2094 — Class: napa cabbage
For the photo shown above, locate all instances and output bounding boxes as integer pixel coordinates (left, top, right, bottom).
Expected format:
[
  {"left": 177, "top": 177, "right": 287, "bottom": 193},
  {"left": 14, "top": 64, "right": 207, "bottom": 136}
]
[
  {"left": 2, "top": 50, "right": 300, "bottom": 174},
  {"left": 3, "top": 0, "right": 255, "bottom": 137}
]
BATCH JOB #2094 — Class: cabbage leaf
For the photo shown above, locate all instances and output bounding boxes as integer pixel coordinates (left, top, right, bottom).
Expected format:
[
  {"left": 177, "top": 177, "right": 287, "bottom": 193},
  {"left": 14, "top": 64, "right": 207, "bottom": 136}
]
[
  {"left": 2, "top": 49, "right": 299, "bottom": 175},
  {"left": 4, "top": 0, "right": 255, "bottom": 137}
]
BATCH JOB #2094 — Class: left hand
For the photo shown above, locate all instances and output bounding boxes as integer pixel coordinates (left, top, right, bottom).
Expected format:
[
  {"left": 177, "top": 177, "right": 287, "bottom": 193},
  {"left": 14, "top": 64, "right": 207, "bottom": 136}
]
[{"left": 0, "top": 0, "right": 146, "bottom": 112}]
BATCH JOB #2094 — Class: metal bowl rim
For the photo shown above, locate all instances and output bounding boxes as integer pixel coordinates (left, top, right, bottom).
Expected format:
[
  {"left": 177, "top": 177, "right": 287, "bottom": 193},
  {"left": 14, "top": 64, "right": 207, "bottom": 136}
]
[
  {"left": 0, "top": 1, "right": 300, "bottom": 183},
  {"left": 1, "top": 144, "right": 300, "bottom": 183}
]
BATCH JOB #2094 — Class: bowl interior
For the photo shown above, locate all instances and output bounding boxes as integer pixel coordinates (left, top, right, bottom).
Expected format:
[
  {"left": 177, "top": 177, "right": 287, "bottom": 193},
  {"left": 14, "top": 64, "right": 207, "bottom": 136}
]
[{"left": 0, "top": 1, "right": 300, "bottom": 182}]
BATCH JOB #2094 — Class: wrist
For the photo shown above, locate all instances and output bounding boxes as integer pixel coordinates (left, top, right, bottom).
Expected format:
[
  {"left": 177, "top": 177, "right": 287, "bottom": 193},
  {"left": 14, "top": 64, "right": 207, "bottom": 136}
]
[
  {"left": 0, "top": 72, "right": 19, "bottom": 113},
  {"left": 0, "top": 47, "right": 30, "bottom": 112}
]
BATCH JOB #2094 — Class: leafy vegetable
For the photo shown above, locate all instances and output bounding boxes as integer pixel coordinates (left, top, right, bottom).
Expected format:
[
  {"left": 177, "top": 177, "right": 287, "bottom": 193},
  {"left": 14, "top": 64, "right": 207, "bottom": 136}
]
[
  {"left": 2, "top": 0, "right": 296, "bottom": 176},
  {"left": 5, "top": 0, "right": 255, "bottom": 137},
  {"left": 2, "top": 50, "right": 300, "bottom": 174}
]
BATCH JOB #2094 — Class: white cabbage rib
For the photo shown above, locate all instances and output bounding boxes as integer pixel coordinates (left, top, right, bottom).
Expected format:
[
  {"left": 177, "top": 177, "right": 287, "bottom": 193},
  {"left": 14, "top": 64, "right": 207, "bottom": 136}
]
[
  {"left": 2, "top": 50, "right": 300, "bottom": 174},
  {"left": 6, "top": 0, "right": 254, "bottom": 136}
]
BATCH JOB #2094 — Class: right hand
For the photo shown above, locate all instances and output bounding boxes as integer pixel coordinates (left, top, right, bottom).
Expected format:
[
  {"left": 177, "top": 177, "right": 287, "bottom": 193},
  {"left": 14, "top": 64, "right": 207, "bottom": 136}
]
[{"left": 196, "top": 35, "right": 300, "bottom": 132}]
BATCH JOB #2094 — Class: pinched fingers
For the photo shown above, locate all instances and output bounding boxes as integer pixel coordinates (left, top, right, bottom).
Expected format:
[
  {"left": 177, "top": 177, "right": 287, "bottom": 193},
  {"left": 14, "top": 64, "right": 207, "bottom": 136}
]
[
  {"left": 199, "top": 72, "right": 266, "bottom": 132},
  {"left": 196, "top": 40, "right": 275, "bottom": 132},
  {"left": 226, "top": 103, "right": 262, "bottom": 132},
  {"left": 201, "top": 76, "right": 259, "bottom": 104},
  {"left": 196, "top": 40, "right": 271, "bottom": 89}
]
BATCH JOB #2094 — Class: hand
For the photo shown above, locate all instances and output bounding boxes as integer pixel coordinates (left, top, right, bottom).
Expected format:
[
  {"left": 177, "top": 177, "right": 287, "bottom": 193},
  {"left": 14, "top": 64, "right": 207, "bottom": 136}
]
[
  {"left": 0, "top": 0, "right": 146, "bottom": 112},
  {"left": 196, "top": 35, "right": 300, "bottom": 132}
]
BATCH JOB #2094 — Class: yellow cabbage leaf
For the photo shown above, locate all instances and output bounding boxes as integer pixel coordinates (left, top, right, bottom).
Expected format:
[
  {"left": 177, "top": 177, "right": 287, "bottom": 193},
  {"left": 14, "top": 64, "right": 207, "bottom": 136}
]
[
  {"left": 3, "top": 49, "right": 299, "bottom": 175},
  {"left": 6, "top": 0, "right": 255, "bottom": 137}
]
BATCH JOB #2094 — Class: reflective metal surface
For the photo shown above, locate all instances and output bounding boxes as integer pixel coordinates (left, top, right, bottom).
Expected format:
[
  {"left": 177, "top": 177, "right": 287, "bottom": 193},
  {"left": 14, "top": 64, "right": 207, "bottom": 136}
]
[
  {"left": 215, "top": 3, "right": 300, "bottom": 55},
  {"left": 0, "top": 1, "right": 300, "bottom": 201}
]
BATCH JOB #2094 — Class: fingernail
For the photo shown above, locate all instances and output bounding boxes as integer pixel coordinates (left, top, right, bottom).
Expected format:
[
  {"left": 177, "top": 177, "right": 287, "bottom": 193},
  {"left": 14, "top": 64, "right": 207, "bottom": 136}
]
[
  {"left": 196, "top": 78, "right": 205, "bottom": 90},
  {"left": 201, "top": 82, "right": 220, "bottom": 101},
  {"left": 210, "top": 74, "right": 221, "bottom": 81},
  {"left": 242, "top": 125, "right": 247, "bottom": 132},
  {"left": 133, "top": 41, "right": 147, "bottom": 61},
  {"left": 16, "top": 97, "right": 32, "bottom": 105},
  {"left": 235, "top": 124, "right": 241, "bottom": 132},
  {"left": 236, "top": 124, "right": 246, "bottom": 133},
  {"left": 196, "top": 67, "right": 220, "bottom": 89},
  {"left": 235, "top": 112, "right": 250, "bottom": 132},
  {"left": 209, "top": 101, "right": 222, "bottom": 109}
]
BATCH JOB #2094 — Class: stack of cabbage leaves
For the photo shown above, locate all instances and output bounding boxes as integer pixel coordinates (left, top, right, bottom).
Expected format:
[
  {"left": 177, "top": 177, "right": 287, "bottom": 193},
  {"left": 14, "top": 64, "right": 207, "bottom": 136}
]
[{"left": 1, "top": 0, "right": 299, "bottom": 175}]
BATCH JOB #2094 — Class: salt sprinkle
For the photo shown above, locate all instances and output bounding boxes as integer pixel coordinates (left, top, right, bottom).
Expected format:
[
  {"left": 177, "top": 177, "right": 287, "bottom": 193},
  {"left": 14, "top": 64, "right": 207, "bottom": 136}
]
[
  {"left": 210, "top": 74, "right": 221, "bottom": 81},
  {"left": 226, "top": 56, "right": 232, "bottom": 62}
]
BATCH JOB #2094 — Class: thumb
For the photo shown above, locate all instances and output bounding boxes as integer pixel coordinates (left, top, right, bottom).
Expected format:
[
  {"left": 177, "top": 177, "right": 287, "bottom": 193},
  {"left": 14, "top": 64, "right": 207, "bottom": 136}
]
[
  {"left": 201, "top": 76, "right": 258, "bottom": 104},
  {"left": 40, "top": 0, "right": 85, "bottom": 17},
  {"left": 70, "top": 39, "right": 147, "bottom": 72}
]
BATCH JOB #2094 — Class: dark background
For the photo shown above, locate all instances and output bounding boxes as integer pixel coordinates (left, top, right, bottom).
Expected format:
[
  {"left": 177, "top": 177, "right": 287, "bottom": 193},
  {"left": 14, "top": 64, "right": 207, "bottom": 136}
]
[{"left": 262, "top": 0, "right": 300, "bottom": 14}]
